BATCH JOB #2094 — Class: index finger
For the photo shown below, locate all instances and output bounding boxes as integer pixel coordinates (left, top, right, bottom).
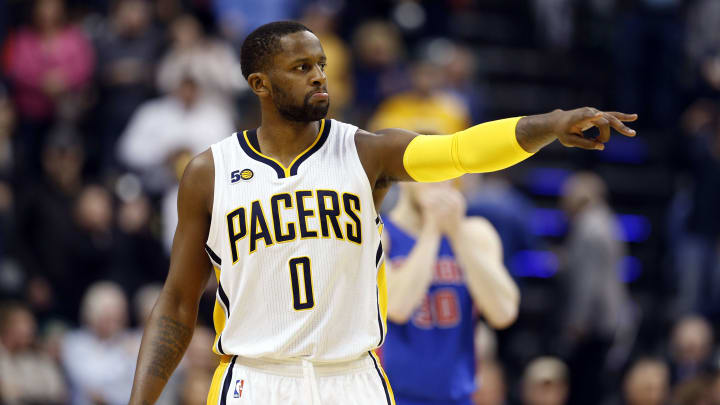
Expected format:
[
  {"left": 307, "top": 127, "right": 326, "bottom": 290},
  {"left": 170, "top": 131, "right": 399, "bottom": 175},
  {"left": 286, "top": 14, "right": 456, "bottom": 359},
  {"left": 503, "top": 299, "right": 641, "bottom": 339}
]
[{"left": 605, "top": 112, "right": 638, "bottom": 122}]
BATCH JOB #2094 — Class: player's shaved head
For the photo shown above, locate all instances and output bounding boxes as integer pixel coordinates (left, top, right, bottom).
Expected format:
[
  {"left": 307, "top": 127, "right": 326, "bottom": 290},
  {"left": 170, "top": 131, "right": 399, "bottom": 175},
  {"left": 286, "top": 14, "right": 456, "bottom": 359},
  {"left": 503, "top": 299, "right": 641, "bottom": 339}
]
[{"left": 240, "top": 21, "right": 313, "bottom": 80}]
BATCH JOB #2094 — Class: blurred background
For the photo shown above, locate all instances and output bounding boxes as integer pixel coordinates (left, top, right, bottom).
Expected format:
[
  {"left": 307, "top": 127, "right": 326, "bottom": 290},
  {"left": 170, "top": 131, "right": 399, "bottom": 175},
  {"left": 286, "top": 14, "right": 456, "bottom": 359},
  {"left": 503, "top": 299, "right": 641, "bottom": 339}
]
[{"left": 0, "top": 0, "right": 718, "bottom": 404}]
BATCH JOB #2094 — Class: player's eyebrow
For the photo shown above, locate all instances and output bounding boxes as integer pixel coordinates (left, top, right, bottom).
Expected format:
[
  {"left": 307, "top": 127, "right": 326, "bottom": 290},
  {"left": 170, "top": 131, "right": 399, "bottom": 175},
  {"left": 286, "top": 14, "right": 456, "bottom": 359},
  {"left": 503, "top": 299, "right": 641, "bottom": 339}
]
[{"left": 289, "top": 55, "right": 327, "bottom": 65}]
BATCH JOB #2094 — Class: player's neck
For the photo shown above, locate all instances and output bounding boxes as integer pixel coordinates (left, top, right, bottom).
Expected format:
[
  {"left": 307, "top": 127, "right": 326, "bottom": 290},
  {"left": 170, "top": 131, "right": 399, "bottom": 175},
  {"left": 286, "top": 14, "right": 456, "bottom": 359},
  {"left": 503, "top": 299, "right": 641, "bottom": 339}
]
[{"left": 256, "top": 110, "right": 323, "bottom": 167}]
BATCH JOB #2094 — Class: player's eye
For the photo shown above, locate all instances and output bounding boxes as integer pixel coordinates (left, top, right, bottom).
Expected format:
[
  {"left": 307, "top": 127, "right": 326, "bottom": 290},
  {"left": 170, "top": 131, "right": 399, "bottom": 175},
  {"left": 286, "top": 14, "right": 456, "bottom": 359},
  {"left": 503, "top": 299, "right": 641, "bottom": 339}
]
[
  {"left": 295, "top": 64, "right": 309, "bottom": 71},
  {"left": 319, "top": 63, "right": 327, "bottom": 72}
]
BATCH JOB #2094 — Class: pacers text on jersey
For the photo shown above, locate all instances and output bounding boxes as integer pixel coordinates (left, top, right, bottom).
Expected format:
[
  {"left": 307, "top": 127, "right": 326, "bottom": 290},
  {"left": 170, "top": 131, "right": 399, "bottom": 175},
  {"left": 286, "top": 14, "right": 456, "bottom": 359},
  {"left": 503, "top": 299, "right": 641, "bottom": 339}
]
[{"left": 226, "top": 189, "right": 362, "bottom": 262}]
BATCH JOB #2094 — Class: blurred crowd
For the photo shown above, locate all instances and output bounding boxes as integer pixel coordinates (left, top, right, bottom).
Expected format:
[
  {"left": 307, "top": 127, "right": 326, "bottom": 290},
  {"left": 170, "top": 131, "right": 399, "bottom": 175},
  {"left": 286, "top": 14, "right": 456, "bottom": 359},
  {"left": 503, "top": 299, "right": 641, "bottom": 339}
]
[{"left": 0, "top": 0, "right": 718, "bottom": 404}]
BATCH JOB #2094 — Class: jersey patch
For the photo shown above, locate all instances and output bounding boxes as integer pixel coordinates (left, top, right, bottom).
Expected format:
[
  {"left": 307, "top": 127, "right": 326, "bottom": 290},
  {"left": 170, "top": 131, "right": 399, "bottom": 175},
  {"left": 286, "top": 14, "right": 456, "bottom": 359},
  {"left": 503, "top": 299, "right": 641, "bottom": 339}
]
[{"left": 230, "top": 169, "right": 254, "bottom": 184}]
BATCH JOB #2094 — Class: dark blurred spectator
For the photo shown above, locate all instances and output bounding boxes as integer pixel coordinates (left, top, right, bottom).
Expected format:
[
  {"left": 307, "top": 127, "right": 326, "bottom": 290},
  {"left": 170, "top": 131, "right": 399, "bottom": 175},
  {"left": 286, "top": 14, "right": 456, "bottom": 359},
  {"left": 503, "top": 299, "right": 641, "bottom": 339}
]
[
  {"left": 301, "top": 3, "right": 353, "bottom": 118},
  {"left": 473, "top": 361, "right": 508, "bottom": 405},
  {"left": 686, "top": 0, "right": 720, "bottom": 75},
  {"left": 109, "top": 193, "right": 169, "bottom": 293},
  {"left": 117, "top": 76, "right": 233, "bottom": 192},
  {"left": 673, "top": 108, "right": 720, "bottom": 318},
  {"left": 532, "top": 0, "right": 573, "bottom": 50},
  {"left": 0, "top": 84, "right": 15, "bottom": 174},
  {"left": 2, "top": 0, "right": 94, "bottom": 171},
  {"left": 672, "top": 373, "right": 718, "bottom": 405},
  {"left": 623, "top": 358, "right": 670, "bottom": 405},
  {"left": 91, "top": 0, "right": 162, "bottom": 173},
  {"left": 521, "top": 357, "right": 569, "bottom": 405},
  {"left": 351, "top": 20, "right": 409, "bottom": 125},
  {"left": 368, "top": 58, "right": 469, "bottom": 134},
  {"left": 15, "top": 126, "right": 87, "bottom": 320},
  {"left": 157, "top": 14, "right": 245, "bottom": 116},
  {"left": 0, "top": 302, "right": 67, "bottom": 405},
  {"left": 61, "top": 281, "right": 135, "bottom": 405},
  {"left": 612, "top": 0, "right": 682, "bottom": 127},
  {"left": 438, "top": 42, "right": 486, "bottom": 123},
  {"left": 461, "top": 173, "right": 538, "bottom": 277},
  {"left": 670, "top": 315, "right": 714, "bottom": 384},
  {"left": 560, "top": 172, "right": 635, "bottom": 405}
]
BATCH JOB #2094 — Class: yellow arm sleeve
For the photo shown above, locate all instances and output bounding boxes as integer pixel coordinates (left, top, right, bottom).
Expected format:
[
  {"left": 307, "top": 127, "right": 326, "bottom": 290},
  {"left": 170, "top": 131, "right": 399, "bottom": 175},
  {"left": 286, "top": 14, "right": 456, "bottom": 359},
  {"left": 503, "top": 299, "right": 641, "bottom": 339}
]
[{"left": 401, "top": 117, "right": 534, "bottom": 182}]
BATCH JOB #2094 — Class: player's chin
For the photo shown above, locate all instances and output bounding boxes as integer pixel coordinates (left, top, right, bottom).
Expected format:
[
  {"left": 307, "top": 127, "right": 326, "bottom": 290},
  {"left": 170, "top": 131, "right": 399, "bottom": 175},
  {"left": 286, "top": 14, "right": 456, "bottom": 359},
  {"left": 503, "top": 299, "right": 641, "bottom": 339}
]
[{"left": 308, "top": 104, "right": 330, "bottom": 120}]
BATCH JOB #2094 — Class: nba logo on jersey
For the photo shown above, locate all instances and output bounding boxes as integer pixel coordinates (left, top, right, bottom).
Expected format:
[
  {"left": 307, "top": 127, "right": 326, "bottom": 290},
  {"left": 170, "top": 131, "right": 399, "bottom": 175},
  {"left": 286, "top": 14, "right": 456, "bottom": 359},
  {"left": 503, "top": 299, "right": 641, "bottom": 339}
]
[{"left": 233, "top": 380, "right": 244, "bottom": 398}]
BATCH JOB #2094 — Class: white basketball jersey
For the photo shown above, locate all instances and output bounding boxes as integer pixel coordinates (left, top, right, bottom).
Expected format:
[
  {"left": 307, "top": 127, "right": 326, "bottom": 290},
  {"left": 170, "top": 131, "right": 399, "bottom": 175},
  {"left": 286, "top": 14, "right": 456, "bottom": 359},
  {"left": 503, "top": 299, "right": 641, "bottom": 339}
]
[{"left": 205, "top": 119, "right": 388, "bottom": 363}]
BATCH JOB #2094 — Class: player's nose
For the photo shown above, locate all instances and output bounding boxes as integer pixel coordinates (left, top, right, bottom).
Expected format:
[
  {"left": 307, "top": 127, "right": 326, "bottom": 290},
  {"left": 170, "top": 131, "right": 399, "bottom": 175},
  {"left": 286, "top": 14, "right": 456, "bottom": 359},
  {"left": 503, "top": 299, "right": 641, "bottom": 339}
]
[{"left": 310, "top": 64, "right": 327, "bottom": 87}]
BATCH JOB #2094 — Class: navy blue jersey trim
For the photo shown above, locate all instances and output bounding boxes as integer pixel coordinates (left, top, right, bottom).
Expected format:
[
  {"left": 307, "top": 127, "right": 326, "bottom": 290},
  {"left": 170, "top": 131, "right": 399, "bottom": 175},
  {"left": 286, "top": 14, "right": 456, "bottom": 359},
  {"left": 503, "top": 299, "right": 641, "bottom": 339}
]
[
  {"left": 376, "top": 286, "right": 384, "bottom": 347},
  {"left": 217, "top": 336, "right": 225, "bottom": 355},
  {"left": 238, "top": 130, "right": 286, "bottom": 178},
  {"left": 375, "top": 241, "right": 383, "bottom": 267},
  {"left": 219, "top": 355, "right": 237, "bottom": 405},
  {"left": 369, "top": 351, "right": 392, "bottom": 405},
  {"left": 218, "top": 282, "right": 230, "bottom": 313},
  {"left": 205, "top": 244, "right": 222, "bottom": 266},
  {"left": 288, "top": 119, "right": 331, "bottom": 176}
]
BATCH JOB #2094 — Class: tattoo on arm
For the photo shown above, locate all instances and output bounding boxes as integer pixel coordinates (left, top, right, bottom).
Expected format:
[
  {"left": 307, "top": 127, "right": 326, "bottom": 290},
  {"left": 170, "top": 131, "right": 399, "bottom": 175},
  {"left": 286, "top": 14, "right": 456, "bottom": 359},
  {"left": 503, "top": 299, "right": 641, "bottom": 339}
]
[{"left": 147, "top": 315, "right": 193, "bottom": 380}]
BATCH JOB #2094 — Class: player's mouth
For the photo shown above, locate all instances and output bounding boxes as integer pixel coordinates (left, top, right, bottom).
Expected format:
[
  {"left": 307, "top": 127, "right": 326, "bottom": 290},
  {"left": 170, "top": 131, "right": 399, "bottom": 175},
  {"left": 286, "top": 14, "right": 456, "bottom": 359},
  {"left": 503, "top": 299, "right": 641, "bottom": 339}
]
[{"left": 309, "top": 90, "right": 329, "bottom": 102}]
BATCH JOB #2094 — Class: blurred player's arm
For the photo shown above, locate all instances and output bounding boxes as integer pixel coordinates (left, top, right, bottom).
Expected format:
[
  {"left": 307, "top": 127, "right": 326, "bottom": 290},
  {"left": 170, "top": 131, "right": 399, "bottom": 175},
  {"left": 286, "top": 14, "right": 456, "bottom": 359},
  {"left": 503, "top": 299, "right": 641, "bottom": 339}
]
[
  {"left": 355, "top": 108, "right": 637, "bottom": 185},
  {"left": 129, "top": 150, "right": 215, "bottom": 405},
  {"left": 448, "top": 217, "right": 519, "bottom": 329}
]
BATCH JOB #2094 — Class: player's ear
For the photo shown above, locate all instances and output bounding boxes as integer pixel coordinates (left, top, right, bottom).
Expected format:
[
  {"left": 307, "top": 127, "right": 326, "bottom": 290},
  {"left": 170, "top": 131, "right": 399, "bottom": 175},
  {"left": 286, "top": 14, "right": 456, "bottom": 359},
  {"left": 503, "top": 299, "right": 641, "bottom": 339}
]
[{"left": 248, "top": 73, "right": 270, "bottom": 97}]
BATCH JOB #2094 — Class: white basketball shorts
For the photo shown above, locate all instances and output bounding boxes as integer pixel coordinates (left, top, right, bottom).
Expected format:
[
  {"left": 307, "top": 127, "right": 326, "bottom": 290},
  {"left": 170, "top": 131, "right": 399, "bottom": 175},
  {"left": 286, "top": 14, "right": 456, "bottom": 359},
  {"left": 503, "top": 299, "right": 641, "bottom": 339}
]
[{"left": 206, "top": 351, "right": 396, "bottom": 405}]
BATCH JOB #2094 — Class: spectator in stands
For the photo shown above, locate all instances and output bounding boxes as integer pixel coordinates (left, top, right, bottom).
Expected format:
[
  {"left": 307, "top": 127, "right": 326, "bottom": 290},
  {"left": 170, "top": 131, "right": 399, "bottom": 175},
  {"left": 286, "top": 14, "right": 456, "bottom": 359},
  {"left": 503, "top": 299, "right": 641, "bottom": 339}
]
[
  {"left": 351, "top": 20, "right": 409, "bottom": 124},
  {"left": 2, "top": 0, "right": 94, "bottom": 171},
  {"left": 15, "top": 126, "right": 87, "bottom": 321},
  {"left": 0, "top": 302, "right": 67, "bottom": 404},
  {"left": 438, "top": 42, "right": 486, "bottom": 123},
  {"left": 521, "top": 357, "right": 569, "bottom": 405},
  {"left": 109, "top": 194, "right": 168, "bottom": 294},
  {"left": 157, "top": 14, "right": 245, "bottom": 116},
  {"left": 473, "top": 361, "right": 508, "bottom": 405},
  {"left": 623, "top": 358, "right": 670, "bottom": 405},
  {"left": 673, "top": 110, "right": 720, "bottom": 319},
  {"left": 0, "top": 84, "right": 14, "bottom": 175},
  {"left": 560, "top": 172, "right": 635, "bottom": 405},
  {"left": 671, "top": 373, "right": 719, "bottom": 405},
  {"left": 61, "top": 281, "right": 136, "bottom": 405},
  {"left": 91, "top": 0, "right": 162, "bottom": 173},
  {"left": 368, "top": 57, "right": 469, "bottom": 135},
  {"left": 670, "top": 315, "right": 714, "bottom": 384},
  {"left": 117, "top": 75, "right": 233, "bottom": 192}
]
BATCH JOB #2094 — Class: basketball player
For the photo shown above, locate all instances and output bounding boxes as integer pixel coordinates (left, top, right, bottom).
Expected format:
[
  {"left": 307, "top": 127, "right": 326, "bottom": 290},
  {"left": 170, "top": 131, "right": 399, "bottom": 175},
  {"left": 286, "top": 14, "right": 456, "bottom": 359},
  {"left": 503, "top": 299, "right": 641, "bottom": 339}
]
[
  {"left": 128, "top": 21, "right": 637, "bottom": 405},
  {"left": 381, "top": 181, "right": 517, "bottom": 405}
]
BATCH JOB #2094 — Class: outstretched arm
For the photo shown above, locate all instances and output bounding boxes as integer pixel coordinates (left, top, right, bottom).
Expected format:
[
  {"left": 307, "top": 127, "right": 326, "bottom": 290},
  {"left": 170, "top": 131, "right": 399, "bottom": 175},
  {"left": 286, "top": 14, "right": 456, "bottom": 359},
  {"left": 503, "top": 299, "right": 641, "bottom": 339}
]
[
  {"left": 355, "top": 108, "right": 637, "bottom": 188},
  {"left": 129, "top": 150, "right": 215, "bottom": 405}
]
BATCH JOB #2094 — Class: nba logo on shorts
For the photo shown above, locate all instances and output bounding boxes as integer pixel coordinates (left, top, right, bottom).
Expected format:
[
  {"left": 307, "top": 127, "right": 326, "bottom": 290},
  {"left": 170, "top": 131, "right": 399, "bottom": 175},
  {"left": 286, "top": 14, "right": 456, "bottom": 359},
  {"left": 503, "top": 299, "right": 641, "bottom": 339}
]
[{"left": 233, "top": 380, "right": 244, "bottom": 398}]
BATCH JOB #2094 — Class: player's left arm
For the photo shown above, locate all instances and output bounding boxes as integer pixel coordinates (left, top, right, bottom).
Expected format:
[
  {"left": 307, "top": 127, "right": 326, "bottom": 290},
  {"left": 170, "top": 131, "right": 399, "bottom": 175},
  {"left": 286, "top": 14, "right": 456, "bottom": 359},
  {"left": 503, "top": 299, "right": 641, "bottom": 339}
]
[
  {"left": 355, "top": 108, "right": 637, "bottom": 189},
  {"left": 447, "top": 217, "right": 520, "bottom": 329}
]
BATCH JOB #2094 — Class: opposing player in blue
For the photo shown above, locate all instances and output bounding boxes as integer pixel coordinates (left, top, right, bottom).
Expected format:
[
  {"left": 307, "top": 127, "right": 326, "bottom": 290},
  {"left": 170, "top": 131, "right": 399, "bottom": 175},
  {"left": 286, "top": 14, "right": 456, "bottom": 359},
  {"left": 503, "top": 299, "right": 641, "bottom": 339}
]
[{"left": 382, "top": 180, "right": 519, "bottom": 405}]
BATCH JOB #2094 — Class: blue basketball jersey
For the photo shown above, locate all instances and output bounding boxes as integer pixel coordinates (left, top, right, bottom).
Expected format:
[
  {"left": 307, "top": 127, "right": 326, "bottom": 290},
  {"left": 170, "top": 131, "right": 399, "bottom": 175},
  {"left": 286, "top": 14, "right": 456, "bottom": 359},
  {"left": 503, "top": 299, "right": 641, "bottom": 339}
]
[{"left": 381, "top": 219, "right": 476, "bottom": 404}]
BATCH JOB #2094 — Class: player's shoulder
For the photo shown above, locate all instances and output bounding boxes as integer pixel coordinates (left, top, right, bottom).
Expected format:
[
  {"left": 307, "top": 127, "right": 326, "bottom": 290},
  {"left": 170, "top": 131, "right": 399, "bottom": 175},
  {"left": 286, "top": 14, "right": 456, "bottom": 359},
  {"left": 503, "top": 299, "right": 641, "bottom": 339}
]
[
  {"left": 179, "top": 149, "right": 215, "bottom": 206},
  {"left": 462, "top": 217, "right": 502, "bottom": 251}
]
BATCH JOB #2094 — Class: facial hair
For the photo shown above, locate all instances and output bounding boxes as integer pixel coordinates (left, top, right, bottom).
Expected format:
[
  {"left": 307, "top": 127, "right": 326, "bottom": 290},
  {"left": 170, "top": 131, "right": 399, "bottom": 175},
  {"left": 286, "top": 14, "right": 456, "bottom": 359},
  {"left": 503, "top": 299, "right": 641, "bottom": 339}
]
[{"left": 271, "top": 83, "right": 329, "bottom": 122}]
